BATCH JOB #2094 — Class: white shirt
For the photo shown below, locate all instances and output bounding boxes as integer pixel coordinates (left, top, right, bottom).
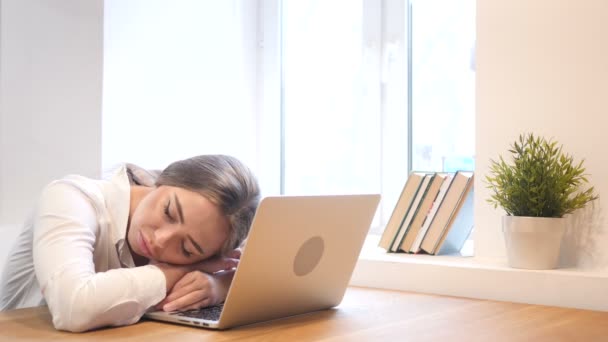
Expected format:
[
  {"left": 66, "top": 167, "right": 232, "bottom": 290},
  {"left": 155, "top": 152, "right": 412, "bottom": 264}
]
[{"left": 0, "top": 166, "right": 166, "bottom": 332}]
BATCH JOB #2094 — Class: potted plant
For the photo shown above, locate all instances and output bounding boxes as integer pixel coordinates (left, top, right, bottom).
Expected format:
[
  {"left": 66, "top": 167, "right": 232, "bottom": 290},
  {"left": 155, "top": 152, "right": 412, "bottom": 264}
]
[{"left": 485, "top": 133, "right": 598, "bottom": 269}]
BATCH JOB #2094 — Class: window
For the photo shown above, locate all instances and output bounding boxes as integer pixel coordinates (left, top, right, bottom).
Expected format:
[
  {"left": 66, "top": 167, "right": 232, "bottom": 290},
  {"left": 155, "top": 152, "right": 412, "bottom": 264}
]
[
  {"left": 278, "top": 0, "right": 475, "bottom": 235},
  {"left": 282, "top": 1, "right": 379, "bottom": 197},
  {"left": 279, "top": 0, "right": 409, "bottom": 232},
  {"left": 103, "top": 0, "right": 475, "bottom": 239},
  {"left": 410, "top": 0, "right": 476, "bottom": 172}
]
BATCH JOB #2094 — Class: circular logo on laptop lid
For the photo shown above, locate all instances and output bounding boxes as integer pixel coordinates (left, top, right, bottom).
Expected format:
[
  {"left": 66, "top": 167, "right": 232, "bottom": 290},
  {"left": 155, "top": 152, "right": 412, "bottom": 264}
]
[{"left": 293, "top": 236, "right": 324, "bottom": 276}]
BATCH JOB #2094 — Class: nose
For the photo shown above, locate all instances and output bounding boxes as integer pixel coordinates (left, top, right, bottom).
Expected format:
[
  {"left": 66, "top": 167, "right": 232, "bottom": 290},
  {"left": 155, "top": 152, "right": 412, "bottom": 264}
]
[{"left": 152, "top": 226, "right": 174, "bottom": 253}]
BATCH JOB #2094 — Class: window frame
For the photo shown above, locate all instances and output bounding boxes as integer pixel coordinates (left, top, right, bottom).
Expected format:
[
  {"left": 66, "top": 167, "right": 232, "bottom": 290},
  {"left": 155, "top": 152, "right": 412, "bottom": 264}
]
[
  {"left": 255, "top": 0, "right": 608, "bottom": 311},
  {"left": 258, "top": 0, "right": 411, "bottom": 231}
]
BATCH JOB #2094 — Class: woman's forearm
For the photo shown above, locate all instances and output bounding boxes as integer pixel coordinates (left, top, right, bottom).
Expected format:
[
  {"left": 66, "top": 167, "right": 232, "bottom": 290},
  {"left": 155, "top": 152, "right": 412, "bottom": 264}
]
[
  {"left": 42, "top": 265, "right": 166, "bottom": 332},
  {"left": 152, "top": 263, "right": 193, "bottom": 292}
]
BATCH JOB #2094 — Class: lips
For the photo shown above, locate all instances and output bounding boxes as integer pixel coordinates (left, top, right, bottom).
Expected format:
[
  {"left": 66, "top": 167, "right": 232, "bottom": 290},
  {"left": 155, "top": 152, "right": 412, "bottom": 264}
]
[{"left": 138, "top": 231, "right": 153, "bottom": 259}]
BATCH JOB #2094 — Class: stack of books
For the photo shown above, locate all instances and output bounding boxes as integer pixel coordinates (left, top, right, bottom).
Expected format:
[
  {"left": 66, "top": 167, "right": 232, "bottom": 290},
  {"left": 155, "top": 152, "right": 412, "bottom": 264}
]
[{"left": 378, "top": 170, "right": 474, "bottom": 255}]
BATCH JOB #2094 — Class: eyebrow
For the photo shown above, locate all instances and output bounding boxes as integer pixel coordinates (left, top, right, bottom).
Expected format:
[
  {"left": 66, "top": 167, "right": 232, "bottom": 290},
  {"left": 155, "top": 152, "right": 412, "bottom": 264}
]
[
  {"left": 173, "top": 193, "right": 185, "bottom": 224},
  {"left": 188, "top": 235, "right": 205, "bottom": 255}
]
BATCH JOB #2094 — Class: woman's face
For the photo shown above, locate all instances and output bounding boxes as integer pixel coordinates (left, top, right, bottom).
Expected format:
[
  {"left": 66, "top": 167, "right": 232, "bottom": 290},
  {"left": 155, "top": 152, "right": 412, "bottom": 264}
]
[{"left": 127, "top": 185, "right": 229, "bottom": 265}]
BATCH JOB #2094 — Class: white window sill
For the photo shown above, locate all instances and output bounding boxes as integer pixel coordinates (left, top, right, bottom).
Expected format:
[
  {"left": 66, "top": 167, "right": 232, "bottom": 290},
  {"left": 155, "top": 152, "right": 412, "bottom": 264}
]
[{"left": 351, "top": 235, "right": 608, "bottom": 312}]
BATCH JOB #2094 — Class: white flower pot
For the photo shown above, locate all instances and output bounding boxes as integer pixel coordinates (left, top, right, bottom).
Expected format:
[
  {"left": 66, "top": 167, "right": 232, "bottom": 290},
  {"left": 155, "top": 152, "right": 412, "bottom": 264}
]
[{"left": 502, "top": 216, "right": 566, "bottom": 270}]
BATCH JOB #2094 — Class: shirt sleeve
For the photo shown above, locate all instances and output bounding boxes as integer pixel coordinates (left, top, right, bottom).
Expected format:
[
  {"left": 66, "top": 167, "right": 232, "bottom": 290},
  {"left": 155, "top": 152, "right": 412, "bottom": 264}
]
[{"left": 32, "top": 182, "right": 167, "bottom": 332}]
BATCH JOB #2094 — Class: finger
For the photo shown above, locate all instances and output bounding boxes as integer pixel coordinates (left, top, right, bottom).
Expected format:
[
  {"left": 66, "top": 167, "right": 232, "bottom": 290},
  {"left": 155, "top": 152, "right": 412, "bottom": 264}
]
[
  {"left": 227, "top": 248, "right": 242, "bottom": 259},
  {"left": 177, "top": 298, "right": 211, "bottom": 312},
  {"left": 200, "top": 257, "right": 234, "bottom": 273},
  {"left": 197, "top": 257, "right": 238, "bottom": 273},
  {"left": 171, "top": 271, "right": 197, "bottom": 291},
  {"left": 166, "top": 281, "right": 195, "bottom": 301},
  {"left": 166, "top": 272, "right": 211, "bottom": 303},
  {"left": 183, "top": 298, "right": 212, "bottom": 311},
  {"left": 217, "top": 258, "right": 239, "bottom": 271},
  {"left": 163, "top": 290, "right": 208, "bottom": 312},
  {"left": 166, "top": 280, "right": 206, "bottom": 303},
  {"left": 156, "top": 271, "right": 200, "bottom": 310},
  {"left": 155, "top": 297, "right": 169, "bottom": 310}
]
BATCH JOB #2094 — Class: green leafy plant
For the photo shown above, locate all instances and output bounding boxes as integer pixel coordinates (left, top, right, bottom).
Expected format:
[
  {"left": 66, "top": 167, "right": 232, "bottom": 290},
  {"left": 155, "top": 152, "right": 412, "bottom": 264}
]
[{"left": 486, "top": 133, "right": 598, "bottom": 217}]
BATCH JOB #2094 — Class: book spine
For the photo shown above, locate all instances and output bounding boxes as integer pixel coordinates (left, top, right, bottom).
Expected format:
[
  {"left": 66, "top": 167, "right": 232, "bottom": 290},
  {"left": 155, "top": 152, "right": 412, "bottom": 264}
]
[
  {"left": 389, "top": 174, "right": 433, "bottom": 252},
  {"left": 379, "top": 173, "right": 422, "bottom": 249},
  {"left": 410, "top": 173, "right": 454, "bottom": 253}
]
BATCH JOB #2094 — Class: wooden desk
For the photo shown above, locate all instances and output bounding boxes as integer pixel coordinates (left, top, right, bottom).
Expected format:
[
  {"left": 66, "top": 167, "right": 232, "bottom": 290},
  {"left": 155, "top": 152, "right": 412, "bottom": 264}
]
[{"left": 1, "top": 287, "right": 607, "bottom": 341}]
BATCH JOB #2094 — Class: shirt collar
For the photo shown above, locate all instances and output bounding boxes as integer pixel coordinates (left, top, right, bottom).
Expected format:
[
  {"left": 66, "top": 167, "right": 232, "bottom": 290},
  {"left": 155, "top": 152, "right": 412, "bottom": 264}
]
[{"left": 100, "top": 165, "right": 135, "bottom": 267}]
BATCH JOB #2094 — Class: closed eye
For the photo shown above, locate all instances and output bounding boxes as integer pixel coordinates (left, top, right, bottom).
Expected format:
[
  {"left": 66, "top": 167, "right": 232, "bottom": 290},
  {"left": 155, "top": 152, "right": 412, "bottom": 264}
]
[
  {"left": 164, "top": 200, "right": 176, "bottom": 223},
  {"left": 181, "top": 241, "right": 192, "bottom": 258}
]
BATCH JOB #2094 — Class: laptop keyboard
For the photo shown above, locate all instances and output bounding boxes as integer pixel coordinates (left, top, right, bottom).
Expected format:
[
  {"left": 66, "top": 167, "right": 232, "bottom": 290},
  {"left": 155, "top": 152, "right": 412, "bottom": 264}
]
[{"left": 171, "top": 303, "right": 224, "bottom": 321}]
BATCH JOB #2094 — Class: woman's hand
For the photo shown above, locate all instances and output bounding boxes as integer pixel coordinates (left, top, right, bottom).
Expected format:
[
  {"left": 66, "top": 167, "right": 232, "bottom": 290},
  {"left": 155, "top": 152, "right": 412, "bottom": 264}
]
[
  {"left": 153, "top": 249, "right": 242, "bottom": 312},
  {"left": 152, "top": 251, "right": 238, "bottom": 291},
  {"left": 226, "top": 246, "right": 243, "bottom": 259},
  {"left": 193, "top": 254, "right": 239, "bottom": 274},
  {"left": 157, "top": 270, "right": 234, "bottom": 312}
]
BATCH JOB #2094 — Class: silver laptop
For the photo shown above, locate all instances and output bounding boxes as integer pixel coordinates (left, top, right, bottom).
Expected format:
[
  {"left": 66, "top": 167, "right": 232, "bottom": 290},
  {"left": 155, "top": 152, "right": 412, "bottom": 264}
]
[{"left": 145, "top": 194, "right": 380, "bottom": 330}]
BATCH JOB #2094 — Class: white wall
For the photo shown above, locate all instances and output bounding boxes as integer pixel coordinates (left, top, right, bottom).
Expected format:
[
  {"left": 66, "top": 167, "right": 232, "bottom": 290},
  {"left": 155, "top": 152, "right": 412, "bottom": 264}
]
[
  {"left": 102, "top": 1, "right": 259, "bottom": 174},
  {"left": 0, "top": 0, "right": 103, "bottom": 226},
  {"left": 475, "top": 0, "right": 608, "bottom": 267}
]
